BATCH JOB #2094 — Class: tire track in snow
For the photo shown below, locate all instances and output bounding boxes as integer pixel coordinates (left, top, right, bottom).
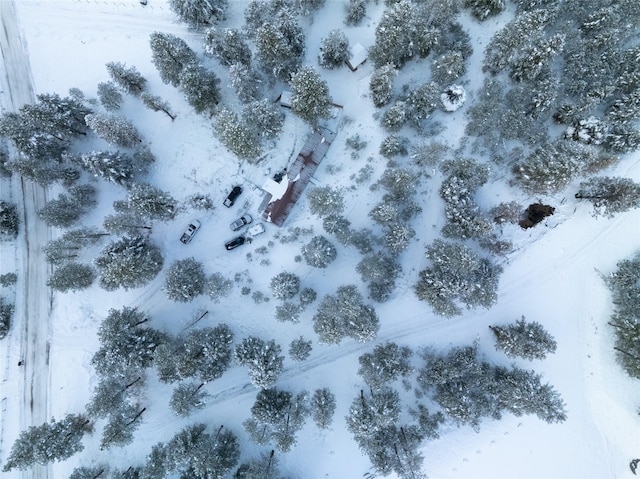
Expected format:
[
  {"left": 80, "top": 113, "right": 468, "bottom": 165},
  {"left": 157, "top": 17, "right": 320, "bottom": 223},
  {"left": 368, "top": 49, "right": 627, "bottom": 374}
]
[{"left": 0, "top": 2, "right": 51, "bottom": 478}]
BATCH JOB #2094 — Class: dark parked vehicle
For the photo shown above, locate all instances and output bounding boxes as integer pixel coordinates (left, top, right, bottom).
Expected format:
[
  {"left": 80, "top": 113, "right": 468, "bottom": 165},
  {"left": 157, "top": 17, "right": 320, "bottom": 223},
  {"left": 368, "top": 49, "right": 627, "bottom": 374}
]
[
  {"left": 225, "top": 236, "right": 246, "bottom": 250},
  {"left": 179, "top": 220, "right": 200, "bottom": 244},
  {"left": 223, "top": 186, "right": 242, "bottom": 207},
  {"left": 230, "top": 214, "right": 253, "bottom": 231}
]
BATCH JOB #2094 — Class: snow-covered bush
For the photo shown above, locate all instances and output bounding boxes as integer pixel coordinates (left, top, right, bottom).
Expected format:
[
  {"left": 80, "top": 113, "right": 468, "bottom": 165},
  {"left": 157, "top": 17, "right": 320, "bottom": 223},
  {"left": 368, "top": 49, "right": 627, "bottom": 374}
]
[
  {"left": 0, "top": 297, "right": 13, "bottom": 340},
  {"left": 269, "top": 271, "right": 300, "bottom": 300},
  {"left": 565, "top": 116, "right": 607, "bottom": 145},
  {"left": 289, "top": 337, "right": 312, "bottom": 361},
  {"left": 301, "top": 235, "right": 337, "bottom": 269},
  {"left": 0, "top": 272, "right": 17, "bottom": 287},
  {"left": 381, "top": 101, "right": 408, "bottom": 132},
  {"left": 383, "top": 222, "right": 416, "bottom": 255},
  {"left": 357, "top": 252, "right": 401, "bottom": 303},
  {"left": 163, "top": 257, "right": 206, "bottom": 303},
  {"left": 0, "top": 201, "right": 19, "bottom": 236},
  {"left": 491, "top": 317, "right": 557, "bottom": 360},
  {"left": 379, "top": 135, "right": 409, "bottom": 158},
  {"left": 318, "top": 30, "right": 350, "bottom": 69},
  {"left": 357, "top": 342, "right": 413, "bottom": 389},
  {"left": 275, "top": 302, "right": 301, "bottom": 323},
  {"left": 414, "top": 239, "right": 503, "bottom": 316}
]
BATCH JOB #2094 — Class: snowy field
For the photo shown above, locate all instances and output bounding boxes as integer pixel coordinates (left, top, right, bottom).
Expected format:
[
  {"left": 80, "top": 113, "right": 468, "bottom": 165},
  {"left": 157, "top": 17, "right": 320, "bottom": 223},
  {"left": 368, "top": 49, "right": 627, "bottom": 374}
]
[{"left": 1, "top": 0, "right": 640, "bottom": 478}]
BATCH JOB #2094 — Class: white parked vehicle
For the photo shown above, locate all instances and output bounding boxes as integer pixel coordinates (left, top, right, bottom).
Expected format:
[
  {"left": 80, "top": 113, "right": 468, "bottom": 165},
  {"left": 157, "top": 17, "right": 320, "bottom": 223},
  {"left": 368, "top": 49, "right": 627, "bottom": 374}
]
[
  {"left": 246, "top": 223, "right": 265, "bottom": 238},
  {"left": 179, "top": 220, "right": 200, "bottom": 244},
  {"left": 230, "top": 214, "right": 253, "bottom": 231}
]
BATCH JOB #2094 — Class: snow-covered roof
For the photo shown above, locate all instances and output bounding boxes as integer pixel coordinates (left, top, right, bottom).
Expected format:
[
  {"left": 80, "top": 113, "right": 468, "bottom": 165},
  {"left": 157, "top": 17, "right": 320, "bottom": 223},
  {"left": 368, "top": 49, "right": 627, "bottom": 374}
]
[
  {"left": 346, "top": 43, "right": 367, "bottom": 71},
  {"left": 279, "top": 89, "right": 291, "bottom": 108}
]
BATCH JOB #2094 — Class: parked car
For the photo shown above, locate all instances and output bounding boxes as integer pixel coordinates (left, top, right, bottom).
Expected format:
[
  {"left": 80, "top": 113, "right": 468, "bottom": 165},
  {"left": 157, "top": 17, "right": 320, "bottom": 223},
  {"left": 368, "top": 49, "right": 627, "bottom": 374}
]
[
  {"left": 179, "top": 220, "right": 200, "bottom": 244},
  {"left": 223, "top": 186, "right": 242, "bottom": 207},
  {"left": 225, "top": 235, "right": 246, "bottom": 250},
  {"left": 230, "top": 214, "right": 253, "bottom": 231},
  {"left": 246, "top": 223, "right": 265, "bottom": 237}
]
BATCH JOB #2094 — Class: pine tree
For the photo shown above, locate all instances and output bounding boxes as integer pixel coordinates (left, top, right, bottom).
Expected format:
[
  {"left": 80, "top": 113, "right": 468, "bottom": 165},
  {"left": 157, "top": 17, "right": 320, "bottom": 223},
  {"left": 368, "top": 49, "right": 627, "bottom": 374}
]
[
  {"left": 575, "top": 176, "right": 640, "bottom": 217},
  {"left": 100, "top": 402, "right": 146, "bottom": 449},
  {"left": 414, "top": 239, "right": 503, "bottom": 316},
  {"left": 357, "top": 342, "right": 413, "bottom": 388},
  {"left": 179, "top": 63, "right": 221, "bottom": 114},
  {"left": 242, "top": 99, "right": 284, "bottom": 140},
  {"left": 310, "top": 388, "right": 336, "bottom": 429},
  {"left": 86, "top": 373, "right": 144, "bottom": 419},
  {"left": 288, "top": 337, "right": 312, "bottom": 361},
  {"left": 465, "top": 0, "right": 505, "bottom": 21},
  {"left": 106, "top": 62, "right": 147, "bottom": 96},
  {"left": 37, "top": 194, "right": 83, "bottom": 228},
  {"left": 212, "top": 108, "right": 262, "bottom": 160},
  {"left": 140, "top": 93, "right": 176, "bottom": 120},
  {"left": 275, "top": 302, "right": 301, "bottom": 323},
  {"left": 97, "top": 81, "right": 123, "bottom": 111},
  {"left": 0, "top": 297, "right": 13, "bottom": 340},
  {"left": 169, "top": 382, "right": 209, "bottom": 417},
  {"left": 269, "top": 272, "right": 300, "bottom": 300},
  {"left": 234, "top": 450, "right": 282, "bottom": 479},
  {"left": 206, "top": 272, "right": 233, "bottom": 302},
  {"left": 85, "top": 113, "right": 142, "bottom": 148},
  {"left": 235, "top": 337, "right": 285, "bottom": 388},
  {"left": 70, "top": 150, "right": 133, "bottom": 185},
  {"left": 125, "top": 182, "right": 176, "bottom": 220},
  {"left": 70, "top": 465, "right": 108, "bottom": 479},
  {"left": 0, "top": 201, "right": 19, "bottom": 236},
  {"left": 163, "top": 257, "right": 206, "bottom": 302},
  {"left": 47, "top": 262, "right": 96, "bottom": 292},
  {"left": 307, "top": 186, "right": 344, "bottom": 218},
  {"left": 229, "top": 62, "right": 262, "bottom": 104},
  {"left": 168, "top": 0, "right": 227, "bottom": 28},
  {"left": 301, "top": 235, "right": 337, "bottom": 269},
  {"left": 94, "top": 235, "right": 163, "bottom": 291},
  {"left": 43, "top": 227, "right": 107, "bottom": 265},
  {"left": 203, "top": 27, "right": 251, "bottom": 66},
  {"left": 369, "top": 0, "right": 415, "bottom": 67},
  {"left": 490, "top": 317, "right": 557, "bottom": 360},
  {"left": 318, "top": 30, "right": 350, "bottom": 69},
  {"left": 149, "top": 32, "right": 197, "bottom": 87},
  {"left": 255, "top": 11, "right": 305, "bottom": 81},
  {"left": 356, "top": 252, "right": 401, "bottom": 302},
  {"left": 345, "top": 0, "right": 367, "bottom": 25},
  {"left": 2, "top": 414, "right": 93, "bottom": 471},
  {"left": 289, "top": 66, "right": 332, "bottom": 125},
  {"left": 369, "top": 65, "right": 397, "bottom": 107}
]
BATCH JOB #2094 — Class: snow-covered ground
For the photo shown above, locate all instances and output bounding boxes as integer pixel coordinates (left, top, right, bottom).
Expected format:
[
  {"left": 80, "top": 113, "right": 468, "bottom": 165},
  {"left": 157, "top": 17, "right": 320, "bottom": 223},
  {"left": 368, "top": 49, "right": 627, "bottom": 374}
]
[{"left": 1, "top": 1, "right": 640, "bottom": 478}]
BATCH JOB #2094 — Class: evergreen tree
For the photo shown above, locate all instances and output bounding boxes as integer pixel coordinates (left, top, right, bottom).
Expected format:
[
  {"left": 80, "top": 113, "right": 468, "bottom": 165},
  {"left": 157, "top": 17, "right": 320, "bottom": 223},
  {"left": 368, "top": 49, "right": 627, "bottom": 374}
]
[
  {"left": 414, "top": 239, "right": 503, "bottom": 316},
  {"left": 212, "top": 108, "right": 262, "bottom": 160},
  {"left": 0, "top": 297, "right": 13, "bottom": 340},
  {"left": 307, "top": 186, "right": 344, "bottom": 218},
  {"left": 313, "top": 285, "right": 379, "bottom": 344},
  {"left": 100, "top": 402, "right": 146, "bottom": 450},
  {"left": 43, "top": 227, "right": 107, "bottom": 265},
  {"left": 97, "top": 81, "right": 123, "bottom": 111},
  {"left": 269, "top": 271, "right": 300, "bottom": 300},
  {"left": 357, "top": 342, "right": 413, "bottom": 389},
  {"left": 0, "top": 201, "right": 19, "bottom": 236},
  {"left": 94, "top": 235, "right": 163, "bottom": 291},
  {"left": 86, "top": 373, "right": 144, "bottom": 419},
  {"left": 70, "top": 465, "right": 108, "bottom": 479},
  {"left": 288, "top": 337, "right": 312, "bottom": 361},
  {"left": 369, "top": 1, "right": 416, "bottom": 67},
  {"left": 70, "top": 150, "right": 133, "bottom": 185},
  {"left": 125, "top": 182, "right": 176, "bottom": 220},
  {"left": 168, "top": 0, "right": 227, "bottom": 28},
  {"left": 2, "top": 414, "right": 93, "bottom": 471},
  {"left": 91, "top": 307, "right": 167, "bottom": 377},
  {"left": 490, "top": 317, "right": 557, "bottom": 361},
  {"left": 310, "top": 388, "right": 336, "bottom": 429},
  {"left": 242, "top": 99, "right": 284, "bottom": 140},
  {"left": 465, "top": 0, "right": 505, "bottom": 20},
  {"left": 169, "top": 382, "right": 209, "bottom": 417},
  {"left": 163, "top": 257, "right": 206, "bottom": 302},
  {"left": 345, "top": 0, "right": 367, "bottom": 25},
  {"left": 179, "top": 63, "right": 221, "bottom": 114},
  {"left": 206, "top": 272, "right": 233, "bottom": 302},
  {"left": 356, "top": 252, "right": 401, "bottom": 302},
  {"left": 301, "top": 235, "right": 337, "bottom": 269},
  {"left": 106, "top": 62, "right": 147, "bottom": 96},
  {"left": 318, "top": 30, "right": 350, "bottom": 69},
  {"left": 140, "top": 93, "right": 176, "bottom": 120},
  {"left": 369, "top": 65, "right": 397, "bottom": 107},
  {"left": 406, "top": 82, "right": 439, "bottom": 127},
  {"left": 431, "top": 51, "right": 467, "bottom": 85},
  {"left": 149, "top": 32, "right": 198, "bottom": 87},
  {"left": 140, "top": 442, "right": 168, "bottom": 479},
  {"left": 47, "top": 262, "right": 96, "bottom": 292},
  {"left": 235, "top": 337, "right": 285, "bottom": 388},
  {"left": 289, "top": 66, "right": 332, "bottom": 125},
  {"left": 275, "top": 302, "right": 301, "bottom": 323},
  {"left": 255, "top": 11, "right": 305, "bottom": 81},
  {"left": 575, "top": 176, "right": 640, "bottom": 217},
  {"left": 234, "top": 450, "right": 282, "bottom": 479},
  {"left": 203, "top": 27, "right": 251, "bottom": 66},
  {"left": 229, "top": 62, "right": 262, "bottom": 104},
  {"left": 37, "top": 194, "right": 83, "bottom": 228},
  {"left": 103, "top": 212, "right": 151, "bottom": 236},
  {"left": 85, "top": 113, "right": 142, "bottom": 148}
]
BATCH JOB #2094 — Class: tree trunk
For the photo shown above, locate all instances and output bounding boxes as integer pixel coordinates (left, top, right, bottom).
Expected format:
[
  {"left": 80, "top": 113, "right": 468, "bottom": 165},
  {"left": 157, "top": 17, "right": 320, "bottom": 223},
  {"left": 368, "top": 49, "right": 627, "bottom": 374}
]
[
  {"left": 126, "top": 407, "right": 146, "bottom": 426},
  {"left": 125, "top": 376, "right": 142, "bottom": 390}
]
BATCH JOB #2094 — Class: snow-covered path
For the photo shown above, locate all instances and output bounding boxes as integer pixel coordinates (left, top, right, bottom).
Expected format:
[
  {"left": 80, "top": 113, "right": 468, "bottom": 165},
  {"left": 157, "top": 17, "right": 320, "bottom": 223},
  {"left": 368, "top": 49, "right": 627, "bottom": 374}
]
[{"left": 0, "top": 2, "right": 51, "bottom": 478}]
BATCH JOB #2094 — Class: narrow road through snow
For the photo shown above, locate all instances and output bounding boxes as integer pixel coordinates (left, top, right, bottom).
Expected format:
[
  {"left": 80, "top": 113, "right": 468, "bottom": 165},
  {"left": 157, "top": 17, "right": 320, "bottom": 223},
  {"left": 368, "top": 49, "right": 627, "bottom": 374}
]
[{"left": 0, "top": 2, "right": 51, "bottom": 478}]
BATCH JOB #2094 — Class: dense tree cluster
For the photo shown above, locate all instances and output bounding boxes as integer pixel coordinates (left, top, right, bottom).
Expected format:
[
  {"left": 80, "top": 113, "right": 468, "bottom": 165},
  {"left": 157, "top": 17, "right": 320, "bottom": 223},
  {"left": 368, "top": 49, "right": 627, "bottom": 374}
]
[
  {"left": 604, "top": 252, "right": 640, "bottom": 379},
  {"left": 168, "top": 0, "right": 228, "bottom": 28},
  {"left": 313, "top": 285, "right": 379, "bottom": 344},
  {"left": 358, "top": 342, "right": 413, "bottom": 389},
  {"left": 415, "top": 240, "right": 503, "bottom": 316}
]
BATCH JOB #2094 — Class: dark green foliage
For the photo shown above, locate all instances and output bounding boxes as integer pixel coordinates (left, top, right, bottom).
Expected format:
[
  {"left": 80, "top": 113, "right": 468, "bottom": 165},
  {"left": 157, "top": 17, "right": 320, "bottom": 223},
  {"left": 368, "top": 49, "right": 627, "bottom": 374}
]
[
  {"left": 491, "top": 317, "right": 557, "bottom": 360},
  {"left": 357, "top": 252, "right": 401, "bottom": 302},
  {"left": 125, "top": 182, "right": 176, "bottom": 220},
  {"left": 169, "top": 382, "right": 209, "bottom": 417},
  {"left": 85, "top": 113, "right": 142, "bottom": 148},
  {"left": 288, "top": 337, "right": 312, "bottom": 361},
  {"left": 47, "top": 262, "right": 96, "bottom": 292},
  {"left": 244, "top": 388, "right": 308, "bottom": 452},
  {"left": 269, "top": 271, "right": 300, "bottom": 300},
  {"left": 0, "top": 201, "right": 19, "bottom": 236},
  {"left": 369, "top": 65, "right": 396, "bottom": 108},
  {"left": 313, "top": 285, "right": 379, "bottom": 344},
  {"left": 307, "top": 186, "right": 344, "bottom": 218},
  {"left": 179, "top": 63, "right": 221, "bottom": 114},
  {"left": 203, "top": 27, "right": 251, "bottom": 66},
  {"left": 149, "top": 32, "right": 197, "bottom": 87},
  {"left": 255, "top": 10, "right": 305, "bottom": 81},
  {"left": 91, "top": 307, "right": 167, "bottom": 378},
  {"left": 168, "top": 0, "right": 227, "bottom": 28},
  {"left": 235, "top": 337, "right": 284, "bottom": 388},
  {"left": 97, "top": 81, "right": 123, "bottom": 111},
  {"left": 94, "top": 235, "right": 163, "bottom": 291},
  {"left": 465, "top": 0, "right": 505, "bottom": 20},
  {"left": 310, "top": 388, "right": 336, "bottom": 429},
  {"left": 0, "top": 296, "right": 13, "bottom": 340},
  {"left": 301, "top": 235, "right": 337, "bottom": 269},
  {"left": 163, "top": 257, "right": 206, "bottom": 302},
  {"left": 106, "top": 62, "right": 147, "bottom": 96},
  {"left": 2, "top": 414, "right": 93, "bottom": 471},
  {"left": 289, "top": 66, "right": 332, "bottom": 125},
  {"left": 37, "top": 194, "right": 83, "bottom": 228},
  {"left": 575, "top": 176, "right": 640, "bottom": 217},
  {"left": 605, "top": 252, "right": 640, "bottom": 379},
  {"left": 415, "top": 239, "right": 503, "bottom": 316},
  {"left": 357, "top": 342, "right": 413, "bottom": 388},
  {"left": 318, "top": 30, "right": 350, "bottom": 69}
]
